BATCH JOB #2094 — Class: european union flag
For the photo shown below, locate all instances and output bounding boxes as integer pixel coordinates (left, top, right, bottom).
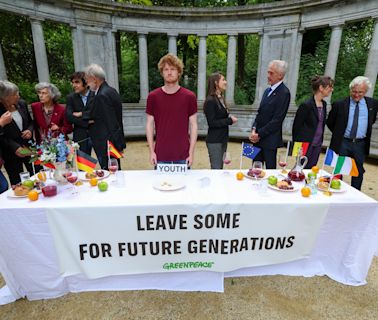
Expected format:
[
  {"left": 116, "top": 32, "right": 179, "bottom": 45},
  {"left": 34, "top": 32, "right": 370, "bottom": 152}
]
[{"left": 242, "top": 143, "right": 261, "bottom": 160}]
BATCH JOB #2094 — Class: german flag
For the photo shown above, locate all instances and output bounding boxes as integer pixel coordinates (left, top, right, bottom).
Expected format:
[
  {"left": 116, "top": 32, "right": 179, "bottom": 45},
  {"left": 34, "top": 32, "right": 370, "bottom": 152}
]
[
  {"left": 107, "top": 140, "right": 123, "bottom": 159},
  {"left": 76, "top": 150, "right": 98, "bottom": 173}
]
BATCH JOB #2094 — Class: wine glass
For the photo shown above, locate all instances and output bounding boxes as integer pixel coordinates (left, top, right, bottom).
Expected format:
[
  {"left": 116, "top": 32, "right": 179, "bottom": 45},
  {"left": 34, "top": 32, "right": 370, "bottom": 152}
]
[
  {"left": 108, "top": 158, "right": 118, "bottom": 183},
  {"left": 222, "top": 151, "right": 232, "bottom": 174},
  {"left": 251, "top": 161, "right": 263, "bottom": 181},
  {"left": 65, "top": 169, "right": 78, "bottom": 195},
  {"left": 278, "top": 154, "right": 288, "bottom": 174}
]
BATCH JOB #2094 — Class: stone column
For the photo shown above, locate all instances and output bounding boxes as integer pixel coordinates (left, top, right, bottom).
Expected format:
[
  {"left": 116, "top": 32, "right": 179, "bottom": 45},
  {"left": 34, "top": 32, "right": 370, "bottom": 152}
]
[
  {"left": 324, "top": 24, "right": 343, "bottom": 102},
  {"left": 71, "top": 25, "right": 84, "bottom": 71},
  {"left": 365, "top": 18, "right": 378, "bottom": 97},
  {"left": 288, "top": 29, "right": 304, "bottom": 108},
  {"left": 254, "top": 32, "right": 265, "bottom": 106},
  {"left": 226, "top": 34, "right": 237, "bottom": 106},
  {"left": 138, "top": 33, "right": 149, "bottom": 103},
  {"left": 30, "top": 18, "right": 50, "bottom": 83},
  {"left": 0, "top": 44, "right": 7, "bottom": 80},
  {"left": 197, "top": 35, "right": 207, "bottom": 103},
  {"left": 168, "top": 34, "right": 177, "bottom": 56}
]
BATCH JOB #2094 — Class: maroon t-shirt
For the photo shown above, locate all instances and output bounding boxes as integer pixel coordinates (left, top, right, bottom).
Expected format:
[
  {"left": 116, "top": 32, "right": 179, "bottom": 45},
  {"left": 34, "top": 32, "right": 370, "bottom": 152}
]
[{"left": 146, "top": 87, "right": 197, "bottom": 161}]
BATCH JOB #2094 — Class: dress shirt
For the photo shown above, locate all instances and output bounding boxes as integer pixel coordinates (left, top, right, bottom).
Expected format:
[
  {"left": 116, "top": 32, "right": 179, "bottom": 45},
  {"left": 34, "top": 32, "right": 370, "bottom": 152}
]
[
  {"left": 344, "top": 98, "right": 368, "bottom": 139},
  {"left": 268, "top": 81, "right": 283, "bottom": 97}
]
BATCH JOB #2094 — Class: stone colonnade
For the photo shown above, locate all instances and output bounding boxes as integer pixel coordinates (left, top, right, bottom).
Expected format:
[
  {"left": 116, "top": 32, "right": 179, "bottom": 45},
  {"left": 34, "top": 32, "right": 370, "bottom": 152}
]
[
  {"left": 0, "top": 0, "right": 378, "bottom": 154},
  {"left": 0, "top": 0, "right": 377, "bottom": 106}
]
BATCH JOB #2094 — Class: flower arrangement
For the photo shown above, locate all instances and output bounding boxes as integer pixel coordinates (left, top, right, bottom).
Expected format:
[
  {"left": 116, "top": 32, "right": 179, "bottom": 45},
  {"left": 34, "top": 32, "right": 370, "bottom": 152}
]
[{"left": 28, "top": 133, "right": 79, "bottom": 168}]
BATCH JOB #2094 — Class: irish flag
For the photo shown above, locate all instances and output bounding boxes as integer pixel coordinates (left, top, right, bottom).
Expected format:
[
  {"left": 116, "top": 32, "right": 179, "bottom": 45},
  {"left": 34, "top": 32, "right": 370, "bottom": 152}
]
[
  {"left": 334, "top": 156, "right": 359, "bottom": 177},
  {"left": 291, "top": 142, "right": 309, "bottom": 156}
]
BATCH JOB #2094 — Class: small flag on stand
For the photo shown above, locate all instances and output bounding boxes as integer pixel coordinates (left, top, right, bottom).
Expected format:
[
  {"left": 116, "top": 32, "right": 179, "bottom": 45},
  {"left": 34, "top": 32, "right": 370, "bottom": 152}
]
[
  {"left": 291, "top": 142, "right": 309, "bottom": 156},
  {"left": 324, "top": 148, "right": 338, "bottom": 167},
  {"left": 107, "top": 141, "right": 123, "bottom": 159},
  {"left": 333, "top": 156, "right": 359, "bottom": 177},
  {"left": 76, "top": 150, "right": 98, "bottom": 173},
  {"left": 242, "top": 142, "right": 261, "bottom": 160}
]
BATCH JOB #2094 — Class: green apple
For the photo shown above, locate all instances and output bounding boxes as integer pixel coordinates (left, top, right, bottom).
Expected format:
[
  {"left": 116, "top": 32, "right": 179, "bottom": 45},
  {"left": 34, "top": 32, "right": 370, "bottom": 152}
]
[
  {"left": 22, "top": 179, "right": 34, "bottom": 189},
  {"left": 330, "top": 179, "right": 341, "bottom": 190},
  {"left": 268, "top": 175, "right": 278, "bottom": 186},
  {"left": 98, "top": 181, "right": 108, "bottom": 192},
  {"left": 308, "top": 172, "right": 317, "bottom": 180}
]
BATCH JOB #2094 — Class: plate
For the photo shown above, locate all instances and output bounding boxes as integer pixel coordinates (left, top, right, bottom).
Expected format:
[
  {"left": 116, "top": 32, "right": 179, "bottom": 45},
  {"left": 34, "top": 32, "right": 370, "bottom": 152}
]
[
  {"left": 268, "top": 184, "right": 298, "bottom": 192},
  {"left": 243, "top": 170, "right": 267, "bottom": 180},
  {"left": 6, "top": 189, "right": 28, "bottom": 198},
  {"left": 153, "top": 180, "right": 185, "bottom": 191},
  {"left": 79, "top": 170, "right": 110, "bottom": 181},
  {"left": 6, "top": 188, "right": 42, "bottom": 198},
  {"left": 316, "top": 185, "right": 346, "bottom": 193}
]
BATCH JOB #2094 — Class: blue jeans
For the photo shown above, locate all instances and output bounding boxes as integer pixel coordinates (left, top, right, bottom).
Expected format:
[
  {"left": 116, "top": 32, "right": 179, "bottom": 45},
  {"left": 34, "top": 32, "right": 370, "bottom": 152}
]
[{"left": 0, "top": 170, "right": 9, "bottom": 194}]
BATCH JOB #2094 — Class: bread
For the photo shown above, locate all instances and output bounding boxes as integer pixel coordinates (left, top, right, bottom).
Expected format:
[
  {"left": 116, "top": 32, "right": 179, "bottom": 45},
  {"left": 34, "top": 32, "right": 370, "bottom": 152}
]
[
  {"left": 14, "top": 185, "right": 31, "bottom": 196},
  {"left": 85, "top": 172, "right": 96, "bottom": 179}
]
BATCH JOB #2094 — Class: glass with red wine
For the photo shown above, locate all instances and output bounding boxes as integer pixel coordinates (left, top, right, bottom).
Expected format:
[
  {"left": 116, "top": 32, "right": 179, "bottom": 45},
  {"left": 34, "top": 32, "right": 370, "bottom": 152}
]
[
  {"left": 108, "top": 158, "right": 118, "bottom": 183},
  {"left": 251, "top": 161, "right": 263, "bottom": 181},
  {"left": 278, "top": 153, "right": 288, "bottom": 174},
  {"left": 65, "top": 169, "right": 78, "bottom": 195},
  {"left": 222, "top": 152, "right": 232, "bottom": 175}
]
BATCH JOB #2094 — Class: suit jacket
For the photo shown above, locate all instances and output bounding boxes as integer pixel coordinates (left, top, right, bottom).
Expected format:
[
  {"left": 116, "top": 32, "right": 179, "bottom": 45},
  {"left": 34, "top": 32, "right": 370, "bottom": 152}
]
[
  {"left": 65, "top": 91, "right": 94, "bottom": 143},
  {"left": 0, "top": 100, "right": 34, "bottom": 153},
  {"left": 327, "top": 96, "right": 378, "bottom": 155},
  {"left": 204, "top": 95, "right": 232, "bottom": 144},
  {"left": 292, "top": 96, "right": 327, "bottom": 143},
  {"left": 31, "top": 102, "right": 72, "bottom": 144},
  {"left": 89, "top": 81, "right": 125, "bottom": 156},
  {"left": 252, "top": 82, "right": 291, "bottom": 149}
]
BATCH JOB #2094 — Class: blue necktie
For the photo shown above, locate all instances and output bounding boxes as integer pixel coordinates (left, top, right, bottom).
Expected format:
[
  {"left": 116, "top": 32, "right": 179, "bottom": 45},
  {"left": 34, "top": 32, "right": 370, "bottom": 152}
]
[{"left": 349, "top": 102, "right": 359, "bottom": 139}]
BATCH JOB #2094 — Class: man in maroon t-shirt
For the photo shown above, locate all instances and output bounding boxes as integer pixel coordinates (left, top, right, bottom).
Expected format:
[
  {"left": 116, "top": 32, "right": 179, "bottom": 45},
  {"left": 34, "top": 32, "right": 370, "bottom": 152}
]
[{"left": 146, "top": 54, "right": 198, "bottom": 166}]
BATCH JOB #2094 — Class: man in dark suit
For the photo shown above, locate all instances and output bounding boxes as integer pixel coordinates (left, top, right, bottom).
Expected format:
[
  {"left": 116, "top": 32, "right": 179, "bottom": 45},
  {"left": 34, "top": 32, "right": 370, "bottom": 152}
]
[
  {"left": 84, "top": 64, "right": 125, "bottom": 169},
  {"left": 249, "top": 60, "right": 291, "bottom": 169},
  {"left": 327, "top": 76, "right": 378, "bottom": 190},
  {"left": 65, "top": 72, "right": 94, "bottom": 155}
]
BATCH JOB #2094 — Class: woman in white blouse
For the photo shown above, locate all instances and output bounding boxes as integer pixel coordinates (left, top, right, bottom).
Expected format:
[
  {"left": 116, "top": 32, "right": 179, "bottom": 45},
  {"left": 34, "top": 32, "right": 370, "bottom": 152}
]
[{"left": 0, "top": 80, "right": 35, "bottom": 185}]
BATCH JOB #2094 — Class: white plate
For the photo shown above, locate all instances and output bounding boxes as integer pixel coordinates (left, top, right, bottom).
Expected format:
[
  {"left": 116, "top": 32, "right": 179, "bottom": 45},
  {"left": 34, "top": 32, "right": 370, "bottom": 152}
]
[
  {"left": 317, "top": 185, "right": 346, "bottom": 193},
  {"left": 6, "top": 188, "right": 28, "bottom": 198},
  {"left": 153, "top": 180, "right": 185, "bottom": 191},
  {"left": 79, "top": 170, "right": 110, "bottom": 181},
  {"left": 268, "top": 184, "right": 298, "bottom": 192},
  {"left": 243, "top": 170, "right": 267, "bottom": 180}
]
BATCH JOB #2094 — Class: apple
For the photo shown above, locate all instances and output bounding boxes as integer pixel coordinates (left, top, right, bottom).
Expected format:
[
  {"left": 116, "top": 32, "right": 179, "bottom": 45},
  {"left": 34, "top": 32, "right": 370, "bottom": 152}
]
[
  {"left": 308, "top": 172, "right": 317, "bottom": 180},
  {"left": 268, "top": 175, "right": 278, "bottom": 186},
  {"left": 330, "top": 179, "right": 341, "bottom": 190},
  {"left": 22, "top": 179, "right": 34, "bottom": 189},
  {"left": 98, "top": 181, "right": 108, "bottom": 192}
]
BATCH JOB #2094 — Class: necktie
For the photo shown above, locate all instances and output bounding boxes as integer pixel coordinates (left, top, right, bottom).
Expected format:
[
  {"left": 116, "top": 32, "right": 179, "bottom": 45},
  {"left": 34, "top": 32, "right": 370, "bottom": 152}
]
[
  {"left": 267, "top": 87, "right": 272, "bottom": 97},
  {"left": 349, "top": 101, "right": 359, "bottom": 139}
]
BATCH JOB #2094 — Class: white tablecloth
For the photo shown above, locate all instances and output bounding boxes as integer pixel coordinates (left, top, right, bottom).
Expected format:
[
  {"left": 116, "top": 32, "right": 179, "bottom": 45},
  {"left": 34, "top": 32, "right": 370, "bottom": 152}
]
[{"left": 0, "top": 169, "right": 377, "bottom": 303}]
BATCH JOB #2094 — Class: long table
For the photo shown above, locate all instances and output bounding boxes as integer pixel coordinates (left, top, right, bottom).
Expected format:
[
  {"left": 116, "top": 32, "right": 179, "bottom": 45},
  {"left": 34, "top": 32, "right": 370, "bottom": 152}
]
[{"left": 0, "top": 170, "right": 377, "bottom": 304}]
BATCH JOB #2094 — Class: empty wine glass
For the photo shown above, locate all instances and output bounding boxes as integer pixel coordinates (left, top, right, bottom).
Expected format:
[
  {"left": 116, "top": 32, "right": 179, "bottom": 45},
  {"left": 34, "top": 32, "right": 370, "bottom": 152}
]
[
  {"left": 222, "top": 151, "right": 232, "bottom": 174},
  {"left": 278, "top": 154, "right": 288, "bottom": 174}
]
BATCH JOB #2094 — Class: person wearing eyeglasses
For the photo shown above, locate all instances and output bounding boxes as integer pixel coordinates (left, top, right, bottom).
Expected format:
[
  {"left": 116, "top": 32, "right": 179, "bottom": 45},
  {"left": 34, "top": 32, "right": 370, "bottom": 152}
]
[{"left": 327, "top": 76, "right": 378, "bottom": 190}]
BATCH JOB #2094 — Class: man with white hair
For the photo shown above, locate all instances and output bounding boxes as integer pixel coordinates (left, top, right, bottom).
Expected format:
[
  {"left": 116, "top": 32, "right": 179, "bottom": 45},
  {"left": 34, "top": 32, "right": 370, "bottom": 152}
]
[
  {"left": 85, "top": 64, "right": 125, "bottom": 169},
  {"left": 327, "top": 76, "right": 378, "bottom": 190},
  {"left": 249, "top": 60, "right": 291, "bottom": 169}
]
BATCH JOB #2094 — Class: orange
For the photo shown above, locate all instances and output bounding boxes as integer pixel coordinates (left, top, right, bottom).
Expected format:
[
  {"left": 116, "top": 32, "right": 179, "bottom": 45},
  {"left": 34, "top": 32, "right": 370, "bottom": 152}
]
[
  {"left": 301, "top": 186, "right": 311, "bottom": 197},
  {"left": 28, "top": 190, "right": 39, "bottom": 201},
  {"left": 311, "top": 166, "right": 319, "bottom": 174},
  {"left": 236, "top": 172, "right": 244, "bottom": 181},
  {"left": 89, "top": 177, "right": 98, "bottom": 187},
  {"left": 37, "top": 171, "right": 47, "bottom": 182}
]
